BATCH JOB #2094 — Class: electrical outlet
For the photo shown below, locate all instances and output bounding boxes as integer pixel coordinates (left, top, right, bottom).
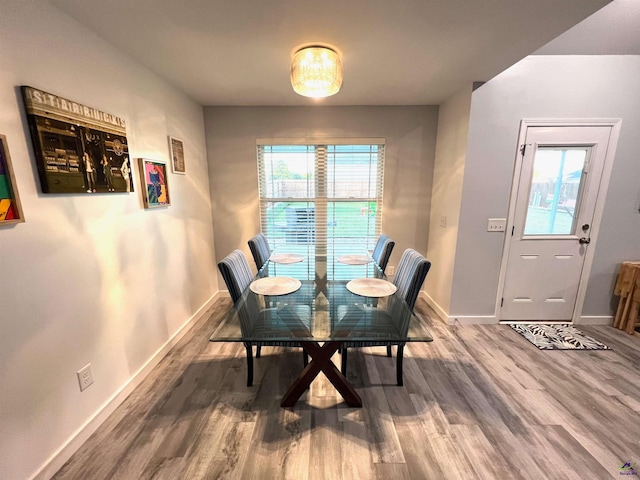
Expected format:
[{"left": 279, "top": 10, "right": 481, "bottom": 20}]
[
  {"left": 77, "top": 364, "right": 94, "bottom": 392},
  {"left": 440, "top": 215, "right": 447, "bottom": 228},
  {"left": 387, "top": 265, "right": 395, "bottom": 276},
  {"left": 487, "top": 218, "right": 506, "bottom": 232}
]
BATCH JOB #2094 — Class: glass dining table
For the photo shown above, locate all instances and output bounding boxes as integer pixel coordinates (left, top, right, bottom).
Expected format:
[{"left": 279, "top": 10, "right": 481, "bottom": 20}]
[{"left": 209, "top": 251, "right": 433, "bottom": 408}]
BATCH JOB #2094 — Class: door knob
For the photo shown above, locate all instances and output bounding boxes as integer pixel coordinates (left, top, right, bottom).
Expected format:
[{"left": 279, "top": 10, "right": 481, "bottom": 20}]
[{"left": 579, "top": 237, "right": 591, "bottom": 244}]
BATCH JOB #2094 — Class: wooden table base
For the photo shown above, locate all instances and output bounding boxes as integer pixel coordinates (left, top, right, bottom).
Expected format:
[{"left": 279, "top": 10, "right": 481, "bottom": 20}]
[{"left": 280, "top": 341, "right": 362, "bottom": 408}]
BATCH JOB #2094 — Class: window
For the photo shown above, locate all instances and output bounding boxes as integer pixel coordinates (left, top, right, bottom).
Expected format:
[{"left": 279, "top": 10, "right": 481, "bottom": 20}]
[
  {"left": 523, "top": 147, "right": 588, "bottom": 236},
  {"left": 257, "top": 140, "right": 385, "bottom": 260}
]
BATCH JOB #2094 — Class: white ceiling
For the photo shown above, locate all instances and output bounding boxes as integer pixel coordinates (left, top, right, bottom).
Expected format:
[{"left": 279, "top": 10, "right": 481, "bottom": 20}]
[{"left": 51, "top": 0, "right": 620, "bottom": 106}]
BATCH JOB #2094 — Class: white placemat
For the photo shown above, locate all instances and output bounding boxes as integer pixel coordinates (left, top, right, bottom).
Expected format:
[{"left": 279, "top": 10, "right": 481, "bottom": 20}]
[
  {"left": 250, "top": 276, "right": 301, "bottom": 295},
  {"left": 346, "top": 278, "right": 397, "bottom": 297},
  {"left": 270, "top": 253, "right": 305, "bottom": 264},
  {"left": 337, "top": 254, "right": 372, "bottom": 265}
]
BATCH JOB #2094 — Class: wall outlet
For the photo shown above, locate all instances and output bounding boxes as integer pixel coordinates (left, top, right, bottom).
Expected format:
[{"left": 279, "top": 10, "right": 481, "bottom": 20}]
[
  {"left": 387, "top": 265, "right": 395, "bottom": 276},
  {"left": 487, "top": 218, "right": 506, "bottom": 232},
  {"left": 77, "top": 364, "right": 94, "bottom": 392},
  {"left": 440, "top": 215, "right": 447, "bottom": 228}
]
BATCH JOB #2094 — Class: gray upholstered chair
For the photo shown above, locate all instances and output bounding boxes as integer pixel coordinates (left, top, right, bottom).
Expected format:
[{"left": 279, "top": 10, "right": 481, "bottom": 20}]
[
  {"left": 392, "top": 248, "right": 431, "bottom": 312},
  {"left": 371, "top": 234, "right": 395, "bottom": 273},
  {"left": 218, "top": 249, "right": 307, "bottom": 386},
  {"left": 218, "top": 249, "right": 254, "bottom": 304},
  {"left": 248, "top": 233, "right": 276, "bottom": 357},
  {"left": 340, "top": 248, "right": 431, "bottom": 386},
  {"left": 248, "top": 232, "right": 272, "bottom": 271}
]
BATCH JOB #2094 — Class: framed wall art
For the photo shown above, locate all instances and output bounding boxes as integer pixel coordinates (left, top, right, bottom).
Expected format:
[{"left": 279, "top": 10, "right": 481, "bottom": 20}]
[
  {"left": 21, "top": 86, "right": 133, "bottom": 194},
  {"left": 168, "top": 136, "right": 185, "bottom": 174},
  {"left": 0, "top": 134, "right": 25, "bottom": 225},
  {"left": 139, "top": 158, "right": 170, "bottom": 208}
]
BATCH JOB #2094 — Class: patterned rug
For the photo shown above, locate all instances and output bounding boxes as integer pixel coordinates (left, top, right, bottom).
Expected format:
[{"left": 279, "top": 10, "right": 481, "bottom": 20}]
[{"left": 510, "top": 324, "right": 611, "bottom": 350}]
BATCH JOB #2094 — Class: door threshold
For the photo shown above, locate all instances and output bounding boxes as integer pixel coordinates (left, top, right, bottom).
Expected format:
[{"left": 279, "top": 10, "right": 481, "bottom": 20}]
[{"left": 499, "top": 320, "right": 574, "bottom": 325}]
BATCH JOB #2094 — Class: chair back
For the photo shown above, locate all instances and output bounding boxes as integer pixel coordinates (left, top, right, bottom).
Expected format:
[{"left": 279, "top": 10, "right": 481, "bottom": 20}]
[
  {"left": 393, "top": 248, "right": 431, "bottom": 311},
  {"left": 218, "top": 249, "right": 254, "bottom": 304},
  {"left": 372, "top": 234, "right": 395, "bottom": 272},
  {"left": 248, "top": 233, "right": 272, "bottom": 270}
]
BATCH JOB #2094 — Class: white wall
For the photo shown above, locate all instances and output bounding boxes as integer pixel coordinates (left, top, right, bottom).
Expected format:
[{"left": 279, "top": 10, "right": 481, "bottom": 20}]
[
  {"left": 204, "top": 106, "right": 438, "bottom": 274},
  {"left": 425, "top": 86, "right": 472, "bottom": 316},
  {"left": 450, "top": 55, "right": 640, "bottom": 318},
  {"left": 0, "top": 3, "right": 217, "bottom": 479}
]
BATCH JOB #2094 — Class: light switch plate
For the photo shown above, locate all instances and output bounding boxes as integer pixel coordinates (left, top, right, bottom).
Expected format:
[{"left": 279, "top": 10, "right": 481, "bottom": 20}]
[{"left": 487, "top": 218, "right": 506, "bottom": 232}]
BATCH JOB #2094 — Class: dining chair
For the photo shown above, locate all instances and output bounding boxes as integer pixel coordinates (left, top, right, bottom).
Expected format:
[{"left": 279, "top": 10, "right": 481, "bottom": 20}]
[
  {"left": 248, "top": 232, "right": 288, "bottom": 356},
  {"left": 218, "top": 249, "right": 307, "bottom": 386},
  {"left": 340, "top": 248, "right": 431, "bottom": 386},
  {"left": 218, "top": 249, "right": 254, "bottom": 304},
  {"left": 372, "top": 234, "right": 395, "bottom": 273},
  {"left": 248, "top": 232, "right": 272, "bottom": 271}
]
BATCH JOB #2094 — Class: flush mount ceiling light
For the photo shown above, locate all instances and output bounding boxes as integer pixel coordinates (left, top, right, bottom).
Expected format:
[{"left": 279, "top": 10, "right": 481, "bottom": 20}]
[{"left": 290, "top": 46, "right": 343, "bottom": 98}]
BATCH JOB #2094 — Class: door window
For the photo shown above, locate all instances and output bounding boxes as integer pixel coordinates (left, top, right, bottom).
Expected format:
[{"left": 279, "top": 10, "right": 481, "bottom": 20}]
[{"left": 523, "top": 147, "right": 588, "bottom": 236}]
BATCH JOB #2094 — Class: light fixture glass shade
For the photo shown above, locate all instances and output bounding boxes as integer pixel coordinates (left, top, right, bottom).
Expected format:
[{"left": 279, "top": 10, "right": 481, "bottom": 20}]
[{"left": 290, "top": 46, "right": 343, "bottom": 98}]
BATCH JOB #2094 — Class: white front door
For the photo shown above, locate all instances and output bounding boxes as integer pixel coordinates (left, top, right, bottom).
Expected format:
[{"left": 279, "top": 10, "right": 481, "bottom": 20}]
[{"left": 501, "top": 124, "right": 616, "bottom": 321}]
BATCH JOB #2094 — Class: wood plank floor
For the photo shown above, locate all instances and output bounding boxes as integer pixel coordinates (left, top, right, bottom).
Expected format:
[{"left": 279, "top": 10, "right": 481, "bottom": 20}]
[{"left": 53, "top": 298, "right": 640, "bottom": 480}]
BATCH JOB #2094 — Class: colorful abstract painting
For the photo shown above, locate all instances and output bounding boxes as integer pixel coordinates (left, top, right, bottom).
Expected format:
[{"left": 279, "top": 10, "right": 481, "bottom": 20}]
[
  {"left": 139, "top": 159, "right": 170, "bottom": 208},
  {"left": 0, "top": 134, "right": 25, "bottom": 225}
]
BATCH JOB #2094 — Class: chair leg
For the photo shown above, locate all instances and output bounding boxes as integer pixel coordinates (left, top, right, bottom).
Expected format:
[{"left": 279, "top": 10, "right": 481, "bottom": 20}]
[
  {"left": 396, "top": 344, "right": 404, "bottom": 386},
  {"left": 245, "top": 343, "right": 254, "bottom": 387},
  {"left": 256, "top": 345, "right": 262, "bottom": 358},
  {"left": 386, "top": 345, "right": 392, "bottom": 357},
  {"left": 341, "top": 347, "right": 348, "bottom": 375},
  {"left": 303, "top": 350, "right": 309, "bottom": 367}
]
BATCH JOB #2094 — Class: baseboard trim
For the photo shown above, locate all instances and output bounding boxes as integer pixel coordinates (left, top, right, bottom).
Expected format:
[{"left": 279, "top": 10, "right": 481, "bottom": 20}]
[
  {"left": 500, "top": 316, "right": 614, "bottom": 326},
  {"left": 421, "top": 291, "right": 448, "bottom": 323},
  {"left": 421, "top": 292, "right": 498, "bottom": 325},
  {"left": 32, "top": 292, "right": 220, "bottom": 480},
  {"left": 448, "top": 316, "right": 499, "bottom": 325},
  {"left": 577, "top": 315, "right": 613, "bottom": 325}
]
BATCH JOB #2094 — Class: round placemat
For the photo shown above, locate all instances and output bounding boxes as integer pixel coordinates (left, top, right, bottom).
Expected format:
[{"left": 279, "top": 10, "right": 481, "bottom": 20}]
[
  {"left": 346, "top": 278, "right": 397, "bottom": 297},
  {"left": 337, "top": 254, "right": 372, "bottom": 265},
  {"left": 250, "top": 276, "right": 301, "bottom": 295},
  {"left": 270, "top": 253, "right": 305, "bottom": 264}
]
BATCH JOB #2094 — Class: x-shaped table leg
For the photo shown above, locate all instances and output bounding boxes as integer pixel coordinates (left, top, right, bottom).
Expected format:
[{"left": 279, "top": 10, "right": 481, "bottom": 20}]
[{"left": 281, "top": 341, "right": 362, "bottom": 408}]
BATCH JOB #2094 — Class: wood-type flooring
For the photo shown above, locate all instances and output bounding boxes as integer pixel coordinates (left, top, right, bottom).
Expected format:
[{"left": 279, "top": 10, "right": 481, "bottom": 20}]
[{"left": 53, "top": 298, "right": 640, "bottom": 479}]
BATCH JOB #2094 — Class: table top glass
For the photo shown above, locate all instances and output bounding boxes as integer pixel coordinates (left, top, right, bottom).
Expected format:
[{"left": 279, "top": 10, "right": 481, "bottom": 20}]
[{"left": 210, "top": 252, "right": 433, "bottom": 344}]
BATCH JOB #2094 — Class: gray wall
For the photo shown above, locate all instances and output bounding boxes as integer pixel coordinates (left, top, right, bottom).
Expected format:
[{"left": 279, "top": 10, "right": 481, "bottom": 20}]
[
  {"left": 425, "top": 86, "right": 472, "bottom": 315},
  {"left": 450, "top": 55, "right": 640, "bottom": 318},
  {"left": 0, "top": 3, "right": 216, "bottom": 479},
  {"left": 204, "top": 106, "right": 438, "bottom": 276}
]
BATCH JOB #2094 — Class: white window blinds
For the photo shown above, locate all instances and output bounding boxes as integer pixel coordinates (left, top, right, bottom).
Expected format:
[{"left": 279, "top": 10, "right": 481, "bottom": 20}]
[{"left": 257, "top": 141, "right": 385, "bottom": 258}]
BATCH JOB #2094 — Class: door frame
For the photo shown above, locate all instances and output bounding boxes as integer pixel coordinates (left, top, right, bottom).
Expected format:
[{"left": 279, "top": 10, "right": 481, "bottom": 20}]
[{"left": 496, "top": 119, "right": 621, "bottom": 324}]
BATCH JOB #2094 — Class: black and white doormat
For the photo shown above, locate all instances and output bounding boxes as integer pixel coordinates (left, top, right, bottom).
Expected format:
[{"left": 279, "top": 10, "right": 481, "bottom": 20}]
[{"left": 510, "top": 324, "right": 611, "bottom": 350}]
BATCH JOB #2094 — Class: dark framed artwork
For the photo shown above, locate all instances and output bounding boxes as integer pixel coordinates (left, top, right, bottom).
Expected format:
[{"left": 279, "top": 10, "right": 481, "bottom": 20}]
[
  {"left": 139, "top": 158, "right": 170, "bottom": 208},
  {"left": 0, "top": 134, "right": 25, "bottom": 225},
  {"left": 168, "top": 136, "right": 185, "bottom": 174},
  {"left": 21, "top": 86, "right": 133, "bottom": 194}
]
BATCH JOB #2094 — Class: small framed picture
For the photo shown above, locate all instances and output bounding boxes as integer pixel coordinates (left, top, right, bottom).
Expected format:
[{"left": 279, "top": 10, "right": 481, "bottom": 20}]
[
  {"left": 168, "top": 136, "right": 186, "bottom": 174},
  {"left": 139, "top": 158, "right": 170, "bottom": 208},
  {"left": 0, "top": 134, "right": 25, "bottom": 225}
]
